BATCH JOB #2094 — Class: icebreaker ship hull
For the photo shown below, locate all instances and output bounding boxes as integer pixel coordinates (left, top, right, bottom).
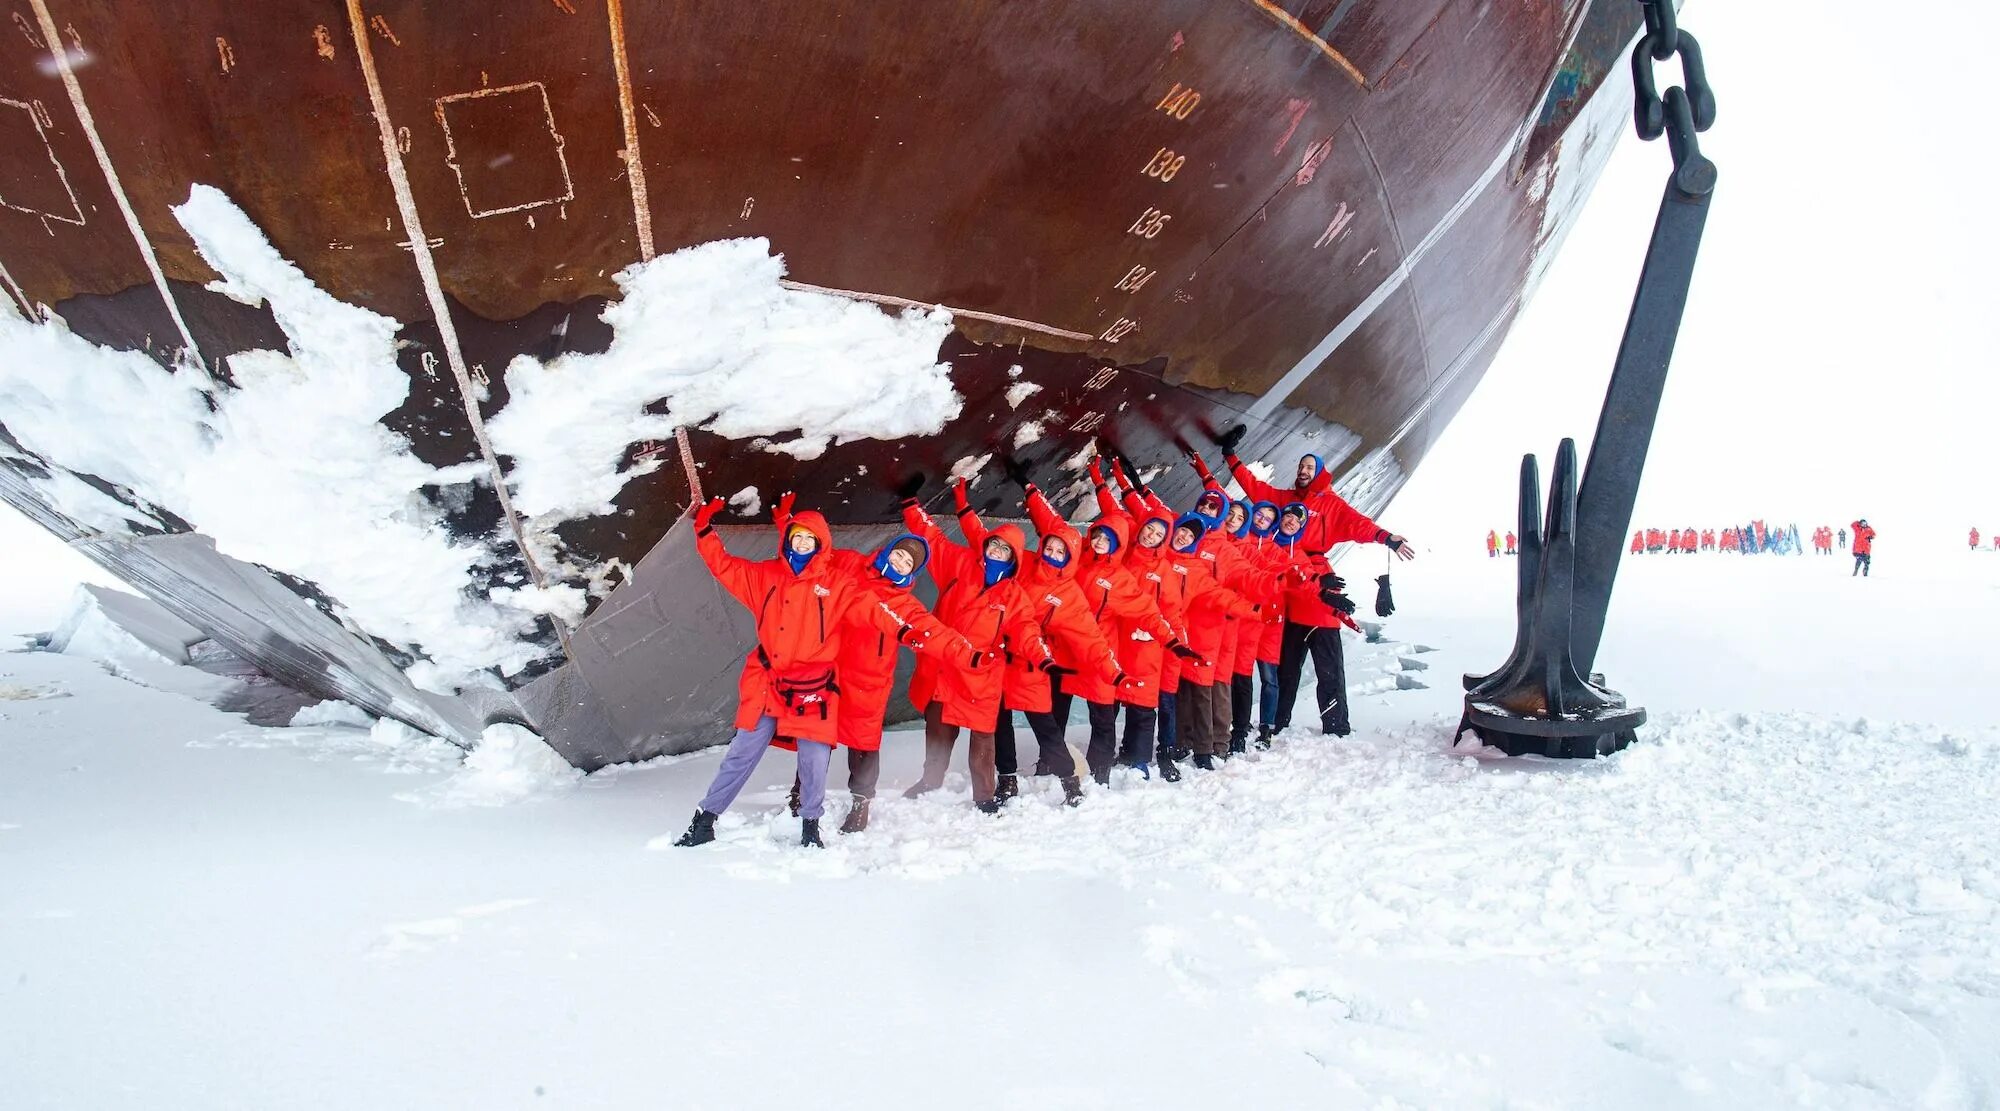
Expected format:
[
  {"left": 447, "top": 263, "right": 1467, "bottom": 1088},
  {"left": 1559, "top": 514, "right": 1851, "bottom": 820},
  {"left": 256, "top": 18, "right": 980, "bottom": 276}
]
[{"left": 0, "top": 0, "right": 1642, "bottom": 766}]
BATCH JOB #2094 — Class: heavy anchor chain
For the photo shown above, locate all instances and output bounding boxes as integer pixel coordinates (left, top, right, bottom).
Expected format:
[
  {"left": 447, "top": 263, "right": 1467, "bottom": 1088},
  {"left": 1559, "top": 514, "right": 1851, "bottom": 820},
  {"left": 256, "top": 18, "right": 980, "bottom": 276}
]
[{"left": 1457, "top": 0, "right": 1718, "bottom": 758}]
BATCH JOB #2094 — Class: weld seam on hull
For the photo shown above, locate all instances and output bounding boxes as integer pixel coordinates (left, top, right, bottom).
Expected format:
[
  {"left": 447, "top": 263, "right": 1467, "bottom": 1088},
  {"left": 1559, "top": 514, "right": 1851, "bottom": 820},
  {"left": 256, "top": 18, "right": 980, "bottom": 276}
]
[
  {"left": 602, "top": 0, "right": 703, "bottom": 502},
  {"left": 1246, "top": 140, "right": 1516, "bottom": 422},
  {"left": 774, "top": 279, "right": 1095, "bottom": 343},
  {"left": 29, "top": 0, "right": 203, "bottom": 363},
  {"left": 1243, "top": 0, "right": 1367, "bottom": 85},
  {"left": 344, "top": 0, "right": 572, "bottom": 659}
]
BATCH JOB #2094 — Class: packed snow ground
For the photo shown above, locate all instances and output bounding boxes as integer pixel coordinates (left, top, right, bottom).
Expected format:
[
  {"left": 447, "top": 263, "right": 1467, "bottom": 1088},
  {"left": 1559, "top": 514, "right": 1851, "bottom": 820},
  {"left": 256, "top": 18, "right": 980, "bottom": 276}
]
[{"left": 3, "top": 542, "right": 1997, "bottom": 1109}]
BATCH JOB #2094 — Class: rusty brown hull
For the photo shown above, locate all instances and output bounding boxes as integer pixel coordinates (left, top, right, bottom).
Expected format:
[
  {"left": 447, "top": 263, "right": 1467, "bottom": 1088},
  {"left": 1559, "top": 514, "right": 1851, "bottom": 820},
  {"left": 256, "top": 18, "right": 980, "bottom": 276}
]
[{"left": 0, "top": 0, "right": 1638, "bottom": 760}]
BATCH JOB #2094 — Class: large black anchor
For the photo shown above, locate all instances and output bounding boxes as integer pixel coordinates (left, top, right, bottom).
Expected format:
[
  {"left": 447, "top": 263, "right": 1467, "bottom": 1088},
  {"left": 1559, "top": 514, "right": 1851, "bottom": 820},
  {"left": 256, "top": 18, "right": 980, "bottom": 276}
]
[{"left": 1455, "top": 0, "right": 1716, "bottom": 758}]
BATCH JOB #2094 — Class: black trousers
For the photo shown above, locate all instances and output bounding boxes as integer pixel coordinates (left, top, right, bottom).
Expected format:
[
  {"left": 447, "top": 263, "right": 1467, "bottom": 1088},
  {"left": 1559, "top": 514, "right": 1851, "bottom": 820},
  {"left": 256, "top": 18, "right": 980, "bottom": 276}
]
[
  {"left": 1229, "top": 672, "right": 1254, "bottom": 744},
  {"left": 1091, "top": 700, "right": 1157, "bottom": 780},
  {"left": 1853, "top": 552, "right": 1871, "bottom": 576},
  {"left": 994, "top": 695, "right": 1079, "bottom": 779},
  {"left": 1275, "top": 621, "right": 1349, "bottom": 736}
]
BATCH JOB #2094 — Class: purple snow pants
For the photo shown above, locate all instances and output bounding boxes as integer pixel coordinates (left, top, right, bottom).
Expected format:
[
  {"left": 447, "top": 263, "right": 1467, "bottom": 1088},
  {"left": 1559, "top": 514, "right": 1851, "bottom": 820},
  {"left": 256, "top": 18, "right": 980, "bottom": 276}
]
[{"left": 696, "top": 715, "right": 836, "bottom": 819}]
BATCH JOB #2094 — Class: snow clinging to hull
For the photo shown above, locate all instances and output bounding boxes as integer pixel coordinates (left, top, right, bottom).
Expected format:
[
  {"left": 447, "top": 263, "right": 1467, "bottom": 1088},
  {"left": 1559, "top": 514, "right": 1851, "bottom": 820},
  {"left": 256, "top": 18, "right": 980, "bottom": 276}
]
[
  {"left": 0, "top": 186, "right": 550, "bottom": 687},
  {"left": 484, "top": 236, "right": 961, "bottom": 527}
]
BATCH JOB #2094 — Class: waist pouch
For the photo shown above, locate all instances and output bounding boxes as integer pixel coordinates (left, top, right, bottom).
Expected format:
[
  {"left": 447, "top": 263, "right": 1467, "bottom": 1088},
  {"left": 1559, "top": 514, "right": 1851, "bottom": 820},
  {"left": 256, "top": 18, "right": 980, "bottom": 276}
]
[{"left": 759, "top": 649, "right": 840, "bottom": 720}]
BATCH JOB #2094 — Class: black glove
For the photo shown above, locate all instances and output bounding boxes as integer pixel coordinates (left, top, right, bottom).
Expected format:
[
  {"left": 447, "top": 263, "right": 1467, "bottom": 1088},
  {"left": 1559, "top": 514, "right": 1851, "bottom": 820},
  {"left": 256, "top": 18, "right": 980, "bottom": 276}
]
[
  {"left": 1002, "top": 456, "right": 1033, "bottom": 488},
  {"left": 1169, "top": 641, "right": 1201, "bottom": 661},
  {"left": 1318, "top": 572, "right": 1346, "bottom": 594},
  {"left": 1110, "top": 671, "right": 1127, "bottom": 689},
  {"left": 1039, "top": 659, "right": 1076, "bottom": 678},
  {"left": 894, "top": 472, "right": 926, "bottom": 500},
  {"left": 1375, "top": 573, "right": 1396, "bottom": 618},
  {"left": 1320, "top": 588, "right": 1357, "bottom": 615},
  {"left": 1212, "top": 423, "right": 1248, "bottom": 452}
]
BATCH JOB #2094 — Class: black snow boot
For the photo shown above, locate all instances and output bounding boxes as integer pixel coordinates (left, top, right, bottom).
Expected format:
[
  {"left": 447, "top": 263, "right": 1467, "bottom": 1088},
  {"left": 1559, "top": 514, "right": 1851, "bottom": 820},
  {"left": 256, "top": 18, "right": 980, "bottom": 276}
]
[
  {"left": 673, "top": 809, "right": 719, "bottom": 848},
  {"left": 1191, "top": 753, "right": 1217, "bottom": 771},
  {"left": 976, "top": 799, "right": 1002, "bottom": 816},
  {"left": 1229, "top": 737, "right": 1248, "bottom": 756},
  {"left": 1091, "top": 768, "right": 1111, "bottom": 788},
  {"left": 1156, "top": 748, "right": 1183, "bottom": 783},
  {"left": 1061, "top": 776, "right": 1085, "bottom": 807},
  {"left": 1255, "top": 725, "right": 1274, "bottom": 750},
  {"left": 800, "top": 818, "right": 823, "bottom": 848},
  {"left": 787, "top": 777, "right": 801, "bottom": 817},
  {"left": 995, "top": 774, "right": 1020, "bottom": 805},
  {"left": 839, "top": 797, "right": 870, "bottom": 835}
]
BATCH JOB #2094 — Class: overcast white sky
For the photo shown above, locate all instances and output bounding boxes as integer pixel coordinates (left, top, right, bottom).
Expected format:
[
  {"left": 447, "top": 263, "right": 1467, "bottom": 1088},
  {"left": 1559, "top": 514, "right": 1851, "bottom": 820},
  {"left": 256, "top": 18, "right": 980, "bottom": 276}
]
[
  {"left": 5, "top": 0, "right": 1993, "bottom": 611},
  {"left": 1394, "top": 0, "right": 1999, "bottom": 552}
]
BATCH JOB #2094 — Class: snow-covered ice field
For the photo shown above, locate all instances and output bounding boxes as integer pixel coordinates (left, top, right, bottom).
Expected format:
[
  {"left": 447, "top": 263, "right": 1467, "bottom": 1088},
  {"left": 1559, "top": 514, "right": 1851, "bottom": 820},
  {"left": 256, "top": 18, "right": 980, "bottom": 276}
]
[{"left": 3, "top": 530, "right": 1997, "bottom": 1109}]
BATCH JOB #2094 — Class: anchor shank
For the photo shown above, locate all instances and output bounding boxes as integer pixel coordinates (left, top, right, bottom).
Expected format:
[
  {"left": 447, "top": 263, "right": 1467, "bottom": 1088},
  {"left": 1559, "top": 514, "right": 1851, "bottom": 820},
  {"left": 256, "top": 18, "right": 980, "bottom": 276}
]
[{"left": 1571, "top": 176, "right": 1715, "bottom": 676}]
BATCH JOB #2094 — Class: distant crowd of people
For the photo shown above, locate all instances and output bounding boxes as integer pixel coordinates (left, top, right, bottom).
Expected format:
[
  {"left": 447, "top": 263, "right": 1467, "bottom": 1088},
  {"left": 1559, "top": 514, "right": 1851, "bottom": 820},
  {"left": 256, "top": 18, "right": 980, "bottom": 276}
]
[{"left": 1626, "top": 519, "right": 1877, "bottom": 575}]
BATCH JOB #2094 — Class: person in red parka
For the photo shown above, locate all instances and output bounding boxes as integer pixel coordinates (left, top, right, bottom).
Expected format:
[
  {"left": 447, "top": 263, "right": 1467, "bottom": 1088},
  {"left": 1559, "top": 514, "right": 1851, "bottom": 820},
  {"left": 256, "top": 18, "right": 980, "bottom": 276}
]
[
  {"left": 1239, "top": 502, "right": 1286, "bottom": 746},
  {"left": 1271, "top": 502, "right": 1363, "bottom": 736},
  {"left": 768, "top": 493, "right": 975, "bottom": 834},
  {"left": 1631, "top": 530, "right": 1644, "bottom": 555},
  {"left": 674, "top": 498, "right": 862, "bottom": 849},
  {"left": 899, "top": 482, "right": 1054, "bottom": 811},
  {"left": 1851, "top": 518, "right": 1876, "bottom": 577},
  {"left": 1207, "top": 444, "right": 1417, "bottom": 562},
  {"left": 1180, "top": 445, "right": 1269, "bottom": 756},
  {"left": 1166, "top": 513, "right": 1262, "bottom": 770},
  {"left": 1217, "top": 498, "right": 1268, "bottom": 754},
  {"left": 1972, "top": 527, "right": 1981, "bottom": 552},
  {"left": 1105, "top": 461, "right": 1203, "bottom": 774},
  {"left": 1505, "top": 530, "right": 1517, "bottom": 556},
  {"left": 1487, "top": 530, "right": 1500, "bottom": 558},
  {"left": 1044, "top": 481, "right": 1188, "bottom": 785},
  {"left": 958, "top": 483, "right": 1123, "bottom": 807}
]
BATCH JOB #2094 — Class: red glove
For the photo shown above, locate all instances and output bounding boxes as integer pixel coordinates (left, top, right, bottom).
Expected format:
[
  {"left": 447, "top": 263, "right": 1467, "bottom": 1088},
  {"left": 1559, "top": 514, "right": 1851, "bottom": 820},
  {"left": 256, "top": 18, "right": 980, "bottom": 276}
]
[
  {"left": 950, "top": 477, "right": 970, "bottom": 512},
  {"left": 775, "top": 490, "right": 796, "bottom": 521},
  {"left": 693, "top": 497, "right": 726, "bottom": 533},
  {"left": 1088, "top": 458, "right": 1106, "bottom": 487}
]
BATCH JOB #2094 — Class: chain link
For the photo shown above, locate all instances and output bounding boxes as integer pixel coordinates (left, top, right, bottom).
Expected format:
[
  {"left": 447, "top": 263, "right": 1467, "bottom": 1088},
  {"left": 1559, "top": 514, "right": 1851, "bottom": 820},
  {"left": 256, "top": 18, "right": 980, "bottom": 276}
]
[{"left": 1630, "top": 0, "right": 1716, "bottom": 194}]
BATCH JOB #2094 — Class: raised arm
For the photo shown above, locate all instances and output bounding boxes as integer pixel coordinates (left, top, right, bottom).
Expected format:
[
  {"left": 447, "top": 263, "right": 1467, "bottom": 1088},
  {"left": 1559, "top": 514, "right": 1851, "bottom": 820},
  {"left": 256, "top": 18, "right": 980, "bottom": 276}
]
[
  {"left": 1225, "top": 453, "right": 1285, "bottom": 506},
  {"left": 694, "top": 497, "right": 767, "bottom": 609},
  {"left": 1090, "top": 458, "right": 1126, "bottom": 522},
  {"left": 950, "top": 478, "right": 988, "bottom": 549},
  {"left": 1024, "top": 484, "right": 1064, "bottom": 538}
]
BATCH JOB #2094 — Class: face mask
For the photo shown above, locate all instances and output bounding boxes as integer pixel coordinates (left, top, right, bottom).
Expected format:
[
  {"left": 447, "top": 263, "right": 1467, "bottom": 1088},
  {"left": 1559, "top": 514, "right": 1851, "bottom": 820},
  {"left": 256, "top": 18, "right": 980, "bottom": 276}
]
[
  {"left": 983, "top": 553, "right": 1016, "bottom": 587},
  {"left": 1042, "top": 542, "right": 1070, "bottom": 568},
  {"left": 784, "top": 546, "right": 817, "bottom": 574}
]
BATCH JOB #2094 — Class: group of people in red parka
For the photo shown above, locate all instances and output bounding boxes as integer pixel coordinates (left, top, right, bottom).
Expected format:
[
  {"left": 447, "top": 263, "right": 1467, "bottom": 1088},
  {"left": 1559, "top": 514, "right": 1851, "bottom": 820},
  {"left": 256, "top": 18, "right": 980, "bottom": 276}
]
[
  {"left": 1628, "top": 526, "right": 1725, "bottom": 554},
  {"left": 1484, "top": 530, "right": 1517, "bottom": 557},
  {"left": 674, "top": 438, "right": 1414, "bottom": 849},
  {"left": 1623, "top": 520, "right": 1881, "bottom": 575},
  {"left": 1971, "top": 527, "right": 2000, "bottom": 552}
]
